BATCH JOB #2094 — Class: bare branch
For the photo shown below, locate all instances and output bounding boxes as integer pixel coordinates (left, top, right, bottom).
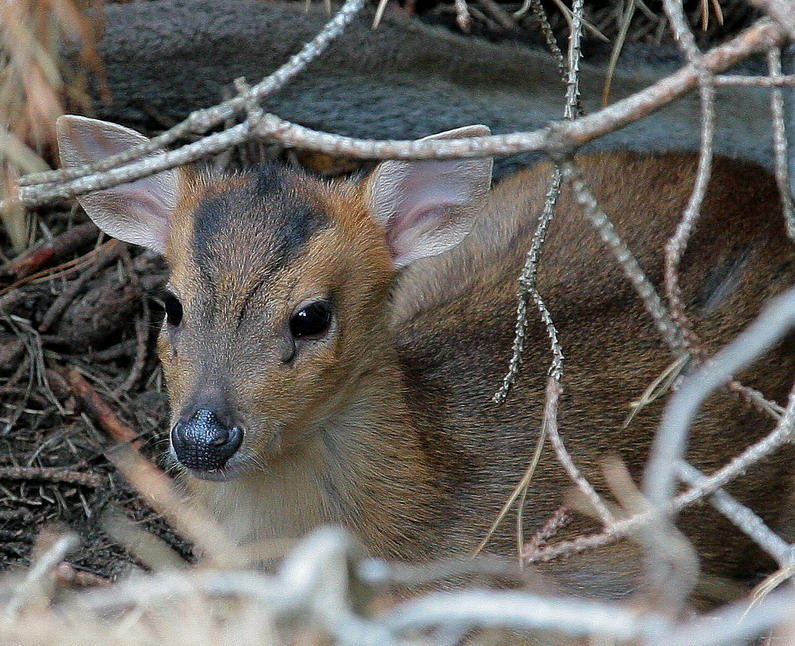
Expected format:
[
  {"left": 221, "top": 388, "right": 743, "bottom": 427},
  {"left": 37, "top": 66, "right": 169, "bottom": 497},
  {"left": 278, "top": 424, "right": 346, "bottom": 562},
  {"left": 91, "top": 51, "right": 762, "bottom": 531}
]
[
  {"left": 644, "top": 286, "right": 795, "bottom": 508},
  {"left": 5, "top": 532, "right": 78, "bottom": 618},
  {"left": 18, "top": 0, "right": 369, "bottom": 188},
  {"left": 746, "top": 0, "right": 795, "bottom": 39},
  {"left": 9, "top": 20, "right": 786, "bottom": 211},
  {"left": 714, "top": 73, "right": 795, "bottom": 86},
  {"left": 655, "top": 587, "right": 795, "bottom": 646},
  {"left": 529, "top": 389, "right": 795, "bottom": 563},
  {"left": 383, "top": 589, "right": 669, "bottom": 639},
  {"left": 766, "top": 47, "right": 795, "bottom": 241},
  {"left": 677, "top": 461, "right": 795, "bottom": 568}
]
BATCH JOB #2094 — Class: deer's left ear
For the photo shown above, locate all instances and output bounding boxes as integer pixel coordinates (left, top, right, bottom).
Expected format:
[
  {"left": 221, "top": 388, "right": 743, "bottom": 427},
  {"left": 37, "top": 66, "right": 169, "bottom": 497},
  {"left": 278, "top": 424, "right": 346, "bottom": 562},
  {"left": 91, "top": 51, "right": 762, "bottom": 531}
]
[
  {"left": 56, "top": 115, "right": 179, "bottom": 254},
  {"left": 364, "top": 125, "right": 493, "bottom": 268}
]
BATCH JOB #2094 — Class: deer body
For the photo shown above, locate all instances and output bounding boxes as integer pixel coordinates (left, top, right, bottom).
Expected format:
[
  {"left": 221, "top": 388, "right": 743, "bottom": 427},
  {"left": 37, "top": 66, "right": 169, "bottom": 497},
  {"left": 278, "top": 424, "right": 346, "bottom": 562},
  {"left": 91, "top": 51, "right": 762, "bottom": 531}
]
[{"left": 58, "top": 117, "right": 795, "bottom": 597}]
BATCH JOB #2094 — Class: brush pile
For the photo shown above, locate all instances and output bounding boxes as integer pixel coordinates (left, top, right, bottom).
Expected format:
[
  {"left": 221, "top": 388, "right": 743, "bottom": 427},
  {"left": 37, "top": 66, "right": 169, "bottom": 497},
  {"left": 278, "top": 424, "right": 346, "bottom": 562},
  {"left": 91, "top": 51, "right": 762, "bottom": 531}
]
[{"left": 2, "top": 0, "right": 795, "bottom": 643}]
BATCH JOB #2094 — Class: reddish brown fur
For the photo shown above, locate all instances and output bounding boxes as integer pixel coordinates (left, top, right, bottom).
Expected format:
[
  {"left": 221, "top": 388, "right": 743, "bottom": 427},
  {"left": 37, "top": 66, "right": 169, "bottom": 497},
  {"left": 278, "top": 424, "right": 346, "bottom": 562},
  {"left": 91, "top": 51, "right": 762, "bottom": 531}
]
[{"left": 161, "top": 152, "right": 795, "bottom": 600}]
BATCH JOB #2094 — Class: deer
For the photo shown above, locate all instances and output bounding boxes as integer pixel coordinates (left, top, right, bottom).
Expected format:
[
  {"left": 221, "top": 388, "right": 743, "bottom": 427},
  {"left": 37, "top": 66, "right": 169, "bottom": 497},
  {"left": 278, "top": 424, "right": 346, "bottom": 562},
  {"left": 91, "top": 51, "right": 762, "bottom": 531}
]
[{"left": 57, "top": 115, "right": 795, "bottom": 601}]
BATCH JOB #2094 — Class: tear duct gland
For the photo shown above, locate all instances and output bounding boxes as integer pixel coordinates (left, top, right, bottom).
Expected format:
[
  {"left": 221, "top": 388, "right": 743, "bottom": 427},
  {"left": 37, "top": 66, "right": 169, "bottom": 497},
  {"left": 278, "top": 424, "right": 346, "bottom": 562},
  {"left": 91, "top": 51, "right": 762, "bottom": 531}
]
[{"left": 58, "top": 115, "right": 795, "bottom": 601}]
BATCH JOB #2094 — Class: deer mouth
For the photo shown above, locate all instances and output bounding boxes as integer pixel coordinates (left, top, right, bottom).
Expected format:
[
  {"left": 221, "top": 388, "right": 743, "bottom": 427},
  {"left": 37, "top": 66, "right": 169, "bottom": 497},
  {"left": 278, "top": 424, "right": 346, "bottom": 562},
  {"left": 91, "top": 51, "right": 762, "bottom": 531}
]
[{"left": 183, "top": 463, "right": 246, "bottom": 482}]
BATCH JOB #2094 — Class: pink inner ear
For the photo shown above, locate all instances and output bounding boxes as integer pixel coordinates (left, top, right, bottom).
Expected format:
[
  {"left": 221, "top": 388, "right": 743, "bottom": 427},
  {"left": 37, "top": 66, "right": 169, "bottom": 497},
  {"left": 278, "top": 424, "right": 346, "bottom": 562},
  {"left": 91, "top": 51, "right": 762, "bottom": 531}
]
[
  {"left": 57, "top": 116, "right": 179, "bottom": 253},
  {"left": 384, "top": 163, "right": 473, "bottom": 260},
  {"left": 388, "top": 206, "right": 454, "bottom": 264},
  {"left": 368, "top": 149, "right": 492, "bottom": 268}
]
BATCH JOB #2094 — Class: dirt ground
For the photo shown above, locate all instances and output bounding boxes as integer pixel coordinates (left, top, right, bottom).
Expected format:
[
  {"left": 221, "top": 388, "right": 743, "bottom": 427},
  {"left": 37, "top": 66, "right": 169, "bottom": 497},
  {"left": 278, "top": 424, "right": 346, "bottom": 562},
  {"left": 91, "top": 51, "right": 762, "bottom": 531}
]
[{"left": 0, "top": 213, "right": 187, "bottom": 578}]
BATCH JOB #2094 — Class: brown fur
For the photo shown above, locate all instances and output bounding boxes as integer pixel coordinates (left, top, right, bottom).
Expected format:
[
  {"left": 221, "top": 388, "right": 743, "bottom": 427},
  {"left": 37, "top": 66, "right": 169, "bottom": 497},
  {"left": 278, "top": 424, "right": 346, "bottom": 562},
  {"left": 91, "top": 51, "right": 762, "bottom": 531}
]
[{"left": 161, "top": 152, "right": 795, "bottom": 599}]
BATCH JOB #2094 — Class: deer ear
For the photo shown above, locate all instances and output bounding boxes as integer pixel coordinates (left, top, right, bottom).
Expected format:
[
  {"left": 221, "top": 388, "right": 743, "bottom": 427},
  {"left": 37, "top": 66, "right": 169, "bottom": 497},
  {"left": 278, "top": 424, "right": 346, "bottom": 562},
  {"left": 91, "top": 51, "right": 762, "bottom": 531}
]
[
  {"left": 365, "top": 125, "right": 493, "bottom": 268},
  {"left": 56, "top": 115, "right": 179, "bottom": 254}
]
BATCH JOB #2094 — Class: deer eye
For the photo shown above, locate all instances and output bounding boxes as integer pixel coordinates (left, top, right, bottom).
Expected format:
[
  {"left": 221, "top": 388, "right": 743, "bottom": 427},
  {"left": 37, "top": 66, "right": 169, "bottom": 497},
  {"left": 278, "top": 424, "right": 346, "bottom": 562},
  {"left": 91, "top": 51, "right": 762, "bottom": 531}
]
[
  {"left": 289, "top": 301, "right": 332, "bottom": 339},
  {"left": 164, "top": 293, "right": 183, "bottom": 327}
]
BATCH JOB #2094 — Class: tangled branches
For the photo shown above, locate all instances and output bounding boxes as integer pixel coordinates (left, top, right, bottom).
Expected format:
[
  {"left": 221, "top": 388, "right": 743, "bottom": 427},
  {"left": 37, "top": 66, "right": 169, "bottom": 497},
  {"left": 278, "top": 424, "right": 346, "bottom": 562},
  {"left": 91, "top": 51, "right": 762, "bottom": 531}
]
[{"left": 3, "top": 0, "right": 795, "bottom": 643}]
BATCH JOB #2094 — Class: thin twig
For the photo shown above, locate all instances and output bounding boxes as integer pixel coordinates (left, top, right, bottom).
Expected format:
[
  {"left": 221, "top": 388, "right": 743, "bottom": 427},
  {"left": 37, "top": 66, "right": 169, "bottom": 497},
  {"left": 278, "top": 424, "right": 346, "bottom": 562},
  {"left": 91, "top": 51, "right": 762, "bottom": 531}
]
[
  {"left": 1, "top": 222, "right": 98, "bottom": 279},
  {"left": 9, "top": 20, "right": 786, "bottom": 211},
  {"left": 529, "top": 384, "right": 795, "bottom": 563},
  {"left": 472, "top": 412, "right": 548, "bottom": 557},
  {"left": 714, "top": 73, "right": 795, "bottom": 86},
  {"left": 18, "top": 0, "right": 369, "bottom": 189},
  {"left": 522, "top": 505, "right": 571, "bottom": 558},
  {"left": 766, "top": 47, "right": 795, "bottom": 241},
  {"left": 112, "top": 249, "right": 150, "bottom": 396},
  {"left": 644, "top": 286, "right": 795, "bottom": 508},
  {"left": 677, "top": 461, "right": 794, "bottom": 568},
  {"left": 560, "top": 159, "right": 686, "bottom": 354},
  {"left": 661, "top": 0, "right": 715, "bottom": 364},
  {"left": 107, "top": 445, "right": 245, "bottom": 569},
  {"left": 746, "top": 0, "right": 795, "bottom": 38},
  {"left": 5, "top": 533, "right": 78, "bottom": 618},
  {"left": 0, "top": 466, "right": 104, "bottom": 488},
  {"left": 494, "top": 167, "right": 564, "bottom": 402},
  {"left": 545, "top": 379, "right": 614, "bottom": 526},
  {"left": 38, "top": 239, "right": 121, "bottom": 332},
  {"left": 63, "top": 366, "right": 141, "bottom": 447}
]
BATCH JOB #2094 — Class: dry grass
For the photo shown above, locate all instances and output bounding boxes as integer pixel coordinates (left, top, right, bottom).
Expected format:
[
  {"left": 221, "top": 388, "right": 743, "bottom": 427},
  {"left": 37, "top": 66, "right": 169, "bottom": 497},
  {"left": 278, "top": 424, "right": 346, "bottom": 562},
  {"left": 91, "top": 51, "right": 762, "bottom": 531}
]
[{"left": 0, "top": 0, "right": 102, "bottom": 253}]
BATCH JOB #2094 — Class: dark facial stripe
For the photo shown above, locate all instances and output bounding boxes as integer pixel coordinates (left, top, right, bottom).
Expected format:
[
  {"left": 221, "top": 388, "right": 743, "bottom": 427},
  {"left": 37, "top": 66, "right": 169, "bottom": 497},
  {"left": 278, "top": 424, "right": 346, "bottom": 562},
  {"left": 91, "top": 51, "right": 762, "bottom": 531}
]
[{"left": 191, "top": 163, "right": 329, "bottom": 280}]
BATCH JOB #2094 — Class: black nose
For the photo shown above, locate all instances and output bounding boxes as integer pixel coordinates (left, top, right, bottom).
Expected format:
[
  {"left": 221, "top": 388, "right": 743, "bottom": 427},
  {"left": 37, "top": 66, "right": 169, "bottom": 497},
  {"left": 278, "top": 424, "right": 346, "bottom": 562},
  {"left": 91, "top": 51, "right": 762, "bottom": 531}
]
[{"left": 171, "top": 409, "right": 243, "bottom": 471}]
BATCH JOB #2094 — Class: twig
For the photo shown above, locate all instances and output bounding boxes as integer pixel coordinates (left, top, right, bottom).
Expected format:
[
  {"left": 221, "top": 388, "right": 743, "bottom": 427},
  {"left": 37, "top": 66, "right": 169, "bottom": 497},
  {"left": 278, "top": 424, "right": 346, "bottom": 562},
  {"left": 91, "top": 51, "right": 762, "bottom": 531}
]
[
  {"left": 523, "top": 505, "right": 571, "bottom": 558},
  {"left": 113, "top": 305, "right": 149, "bottom": 396},
  {"left": 5, "top": 532, "right": 78, "bottom": 618},
  {"left": 525, "top": 0, "right": 568, "bottom": 86},
  {"left": 0, "top": 240, "right": 117, "bottom": 298},
  {"left": 545, "top": 379, "right": 614, "bottom": 526},
  {"left": 10, "top": 20, "right": 786, "bottom": 210},
  {"left": 0, "top": 466, "right": 104, "bottom": 488},
  {"left": 661, "top": 0, "right": 716, "bottom": 364},
  {"left": 63, "top": 366, "right": 141, "bottom": 447},
  {"left": 18, "top": 0, "right": 369, "bottom": 189},
  {"left": 714, "top": 73, "right": 795, "bottom": 86},
  {"left": 529, "top": 390, "right": 795, "bottom": 563},
  {"left": 112, "top": 249, "right": 150, "bottom": 396},
  {"left": 454, "top": 0, "right": 472, "bottom": 31},
  {"left": 37, "top": 239, "right": 121, "bottom": 332},
  {"left": 494, "top": 0, "right": 580, "bottom": 402},
  {"left": 766, "top": 47, "right": 795, "bottom": 241},
  {"left": 644, "top": 286, "right": 795, "bottom": 508},
  {"left": 1, "top": 222, "right": 98, "bottom": 279},
  {"left": 371, "top": 0, "right": 390, "bottom": 28},
  {"left": 493, "top": 164, "right": 564, "bottom": 402},
  {"left": 560, "top": 159, "right": 685, "bottom": 354},
  {"left": 107, "top": 445, "right": 245, "bottom": 569},
  {"left": 473, "top": 387, "right": 550, "bottom": 556},
  {"left": 677, "top": 461, "right": 794, "bottom": 568},
  {"left": 601, "top": 0, "right": 636, "bottom": 105},
  {"left": 54, "top": 563, "right": 112, "bottom": 588},
  {"left": 746, "top": 0, "right": 795, "bottom": 38},
  {"left": 477, "top": 0, "right": 517, "bottom": 31},
  {"left": 655, "top": 586, "right": 795, "bottom": 646},
  {"left": 383, "top": 590, "right": 669, "bottom": 640}
]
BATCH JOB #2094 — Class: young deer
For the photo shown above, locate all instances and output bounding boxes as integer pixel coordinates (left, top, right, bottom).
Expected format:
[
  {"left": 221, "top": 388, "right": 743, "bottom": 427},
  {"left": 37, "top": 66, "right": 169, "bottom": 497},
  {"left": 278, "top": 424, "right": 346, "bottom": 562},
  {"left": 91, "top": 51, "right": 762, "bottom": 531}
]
[{"left": 58, "top": 116, "right": 795, "bottom": 598}]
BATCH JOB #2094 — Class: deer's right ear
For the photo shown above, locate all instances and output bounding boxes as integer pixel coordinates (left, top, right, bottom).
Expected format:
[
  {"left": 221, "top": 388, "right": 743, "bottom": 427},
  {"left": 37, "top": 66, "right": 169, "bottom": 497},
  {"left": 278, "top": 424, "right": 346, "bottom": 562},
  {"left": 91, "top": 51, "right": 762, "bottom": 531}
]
[
  {"left": 364, "top": 125, "right": 492, "bottom": 269},
  {"left": 56, "top": 115, "right": 179, "bottom": 254}
]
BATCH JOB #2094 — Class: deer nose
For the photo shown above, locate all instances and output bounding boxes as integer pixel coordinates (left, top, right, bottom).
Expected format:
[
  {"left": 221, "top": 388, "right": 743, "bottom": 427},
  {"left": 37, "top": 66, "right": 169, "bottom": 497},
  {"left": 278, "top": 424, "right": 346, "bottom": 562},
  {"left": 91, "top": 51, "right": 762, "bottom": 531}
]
[{"left": 171, "top": 408, "right": 243, "bottom": 471}]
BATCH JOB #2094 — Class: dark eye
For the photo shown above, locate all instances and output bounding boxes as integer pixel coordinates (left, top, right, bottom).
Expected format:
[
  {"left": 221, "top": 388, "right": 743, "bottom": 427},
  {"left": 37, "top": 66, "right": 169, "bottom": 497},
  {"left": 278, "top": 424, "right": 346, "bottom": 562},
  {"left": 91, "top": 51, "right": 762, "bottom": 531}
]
[
  {"left": 164, "top": 293, "right": 183, "bottom": 327},
  {"left": 289, "top": 301, "right": 332, "bottom": 339}
]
